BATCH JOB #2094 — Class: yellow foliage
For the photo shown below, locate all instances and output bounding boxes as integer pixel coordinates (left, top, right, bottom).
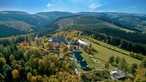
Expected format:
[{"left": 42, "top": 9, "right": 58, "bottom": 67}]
[
  {"left": 54, "top": 54, "right": 59, "bottom": 60},
  {"left": 12, "top": 69, "right": 19, "bottom": 80},
  {"left": 27, "top": 72, "right": 32, "bottom": 81},
  {"left": 134, "top": 69, "right": 142, "bottom": 82},
  {"left": 31, "top": 76, "right": 37, "bottom": 82}
]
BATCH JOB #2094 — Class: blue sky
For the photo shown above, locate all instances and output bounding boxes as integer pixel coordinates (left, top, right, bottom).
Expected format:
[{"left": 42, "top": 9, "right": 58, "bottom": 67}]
[{"left": 0, "top": 0, "right": 146, "bottom": 14}]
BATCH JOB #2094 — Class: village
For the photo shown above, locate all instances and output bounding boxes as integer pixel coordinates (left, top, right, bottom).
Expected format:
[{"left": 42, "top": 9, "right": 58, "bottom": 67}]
[{"left": 47, "top": 32, "right": 126, "bottom": 81}]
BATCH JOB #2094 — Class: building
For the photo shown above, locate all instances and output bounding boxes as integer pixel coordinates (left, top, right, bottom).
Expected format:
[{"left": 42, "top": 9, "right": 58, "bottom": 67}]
[
  {"left": 79, "top": 60, "right": 88, "bottom": 69},
  {"left": 73, "top": 52, "right": 88, "bottom": 69},
  {"left": 78, "top": 39, "right": 91, "bottom": 47},
  {"left": 74, "top": 52, "right": 83, "bottom": 62},
  {"left": 110, "top": 71, "right": 126, "bottom": 80},
  {"left": 48, "top": 37, "right": 67, "bottom": 47}
]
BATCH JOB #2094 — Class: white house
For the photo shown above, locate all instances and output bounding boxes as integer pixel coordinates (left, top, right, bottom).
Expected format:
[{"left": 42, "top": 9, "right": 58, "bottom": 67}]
[{"left": 78, "top": 39, "right": 91, "bottom": 47}]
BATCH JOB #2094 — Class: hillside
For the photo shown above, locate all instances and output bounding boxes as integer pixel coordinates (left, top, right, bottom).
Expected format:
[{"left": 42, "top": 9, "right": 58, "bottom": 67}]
[
  {"left": 0, "top": 25, "right": 27, "bottom": 38},
  {"left": 0, "top": 11, "right": 73, "bottom": 38},
  {"left": 56, "top": 16, "right": 146, "bottom": 56},
  {"left": 1, "top": 11, "right": 146, "bottom": 38},
  {"left": 56, "top": 15, "right": 133, "bottom": 32},
  {"left": 78, "top": 12, "right": 146, "bottom": 32}
]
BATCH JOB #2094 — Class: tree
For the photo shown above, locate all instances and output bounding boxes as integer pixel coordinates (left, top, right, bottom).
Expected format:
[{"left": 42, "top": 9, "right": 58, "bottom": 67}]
[
  {"left": 44, "top": 43, "right": 49, "bottom": 49},
  {"left": 108, "top": 56, "right": 114, "bottom": 64},
  {"left": 0, "top": 57, "right": 6, "bottom": 68},
  {"left": 140, "top": 58, "right": 146, "bottom": 68},
  {"left": 115, "top": 56, "right": 120, "bottom": 64},
  {"left": 69, "top": 44, "right": 74, "bottom": 51},
  {"left": 60, "top": 42, "right": 68, "bottom": 53},
  {"left": 36, "top": 75, "right": 43, "bottom": 82},
  {"left": 129, "top": 63, "right": 138, "bottom": 76},
  {"left": 134, "top": 69, "right": 142, "bottom": 82},
  {"left": 11, "top": 69, "right": 19, "bottom": 80},
  {"left": 3, "top": 65, "right": 12, "bottom": 79},
  {"left": 31, "top": 76, "right": 37, "bottom": 82},
  {"left": 53, "top": 42, "right": 59, "bottom": 50},
  {"left": 9, "top": 54, "right": 15, "bottom": 62},
  {"left": 104, "top": 62, "right": 109, "bottom": 70},
  {"left": 0, "top": 73, "right": 5, "bottom": 79},
  {"left": 27, "top": 72, "right": 32, "bottom": 81},
  {"left": 118, "top": 58, "right": 128, "bottom": 72}
]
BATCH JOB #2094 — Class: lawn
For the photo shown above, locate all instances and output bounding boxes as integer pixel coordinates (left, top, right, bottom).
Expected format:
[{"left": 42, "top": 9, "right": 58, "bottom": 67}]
[
  {"left": 82, "top": 38, "right": 141, "bottom": 65},
  {"left": 81, "top": 50, "right": 104, "bottom": 69}
]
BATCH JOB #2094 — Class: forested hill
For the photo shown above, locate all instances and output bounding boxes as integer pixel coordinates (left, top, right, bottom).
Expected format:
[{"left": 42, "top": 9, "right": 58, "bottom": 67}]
[
  {"left": 77, "top": 12, "right": 146, "bottom": 32},
  {"left": 56, "top": 15, "right": 146, "bottom": 56},
  {"left": 0, "top": 11, "right": 73, "bottom": 38},
  {"left": 1, "top": 11, "right": 146, "bottom": 38}
]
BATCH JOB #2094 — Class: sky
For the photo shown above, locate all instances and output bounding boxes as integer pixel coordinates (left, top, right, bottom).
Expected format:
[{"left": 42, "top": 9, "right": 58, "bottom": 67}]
[{"left": 0, "top": 0, "right": 146, "bottom": 14}]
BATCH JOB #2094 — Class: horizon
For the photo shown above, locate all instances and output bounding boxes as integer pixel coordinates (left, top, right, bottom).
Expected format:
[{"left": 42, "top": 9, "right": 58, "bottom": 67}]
[
  {"left": 0, "top": 0, "right": 146, "bottom": 14},
  {"left": 0, "top": 10, "right": 146, "bottom": 15}
]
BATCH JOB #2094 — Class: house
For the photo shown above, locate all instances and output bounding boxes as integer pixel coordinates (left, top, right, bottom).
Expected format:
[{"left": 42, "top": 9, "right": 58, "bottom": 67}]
[
  {"left": 78, "top": 39, "right": 91, "bottom": 47},
  {"left": 48, "top": 37, "right": 67, "bottom": 47},
  {"left": 73, "top": 52, "right": 88, "bottom": 69},
  {"left": 110, "top": 71, "right": 126, "bottom": 80}
]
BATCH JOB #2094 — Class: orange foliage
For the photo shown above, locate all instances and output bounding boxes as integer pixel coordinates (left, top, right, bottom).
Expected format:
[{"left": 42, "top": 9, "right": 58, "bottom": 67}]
[{"left": 12, "top": 69, "right": 19, "bottom": 79}]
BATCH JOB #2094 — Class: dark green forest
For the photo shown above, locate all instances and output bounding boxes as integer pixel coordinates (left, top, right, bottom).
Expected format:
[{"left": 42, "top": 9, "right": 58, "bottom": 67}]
[{"left": 62, "top": 25, "right": 146, "bottom": 56}]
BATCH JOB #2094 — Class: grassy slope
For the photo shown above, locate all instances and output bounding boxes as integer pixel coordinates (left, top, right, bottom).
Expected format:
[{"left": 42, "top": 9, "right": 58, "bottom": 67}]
[
  {"left": 57, "top": 16, "right": 134, "bottom": 32},
  {"left": 82, "top": 38, "right": 141, "bottom": 65}
]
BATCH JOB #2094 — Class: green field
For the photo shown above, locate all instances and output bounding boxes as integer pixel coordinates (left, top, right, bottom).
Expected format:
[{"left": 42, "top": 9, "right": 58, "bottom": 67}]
[
  {"left": 82, "top": 38, "right": 141, "bottom": 65},
  {"left": 81, "top": 50, "right": 104, "bottom": 69}
]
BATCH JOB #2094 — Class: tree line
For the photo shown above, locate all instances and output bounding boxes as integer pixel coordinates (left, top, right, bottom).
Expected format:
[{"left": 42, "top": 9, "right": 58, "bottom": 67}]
[{"left": 63, "top": 26, "right": 146, "bottom": 56}]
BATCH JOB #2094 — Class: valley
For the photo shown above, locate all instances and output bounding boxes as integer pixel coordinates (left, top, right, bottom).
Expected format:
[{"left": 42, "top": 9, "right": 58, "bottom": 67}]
[{"left": 0, "top": 11, "right": 146, "bottom": 82}]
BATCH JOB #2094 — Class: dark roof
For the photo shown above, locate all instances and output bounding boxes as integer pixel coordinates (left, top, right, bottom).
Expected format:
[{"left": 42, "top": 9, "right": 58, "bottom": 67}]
[
  {"left": 80, "top": 60, "right": 88, "bottom": 68},
  {"left": 74, "top": 52, "right": 83, "bottom": 62},
  {"left": 51, "top": 37, "right": 66, "bottom": 43}
]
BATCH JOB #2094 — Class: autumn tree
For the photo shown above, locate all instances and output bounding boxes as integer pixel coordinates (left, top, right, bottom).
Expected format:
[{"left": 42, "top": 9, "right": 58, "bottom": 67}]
[
  {"left": 31, "top": 76, "right": 37, "bottom": 82},
  {"left": 12, "top": 69, "right": 19, "bottom": 80},
  {"left": 44, "top": 42, "right": 49, "bottom": 49},
  {"left": 53, "top": 42, "right": 59, "bottom": 50},
  {"left": 69, "top": 44, "right": 74, "bottom": 51},
  {"left": 60, "top": 42, "right": 68, "bottom": 53}
]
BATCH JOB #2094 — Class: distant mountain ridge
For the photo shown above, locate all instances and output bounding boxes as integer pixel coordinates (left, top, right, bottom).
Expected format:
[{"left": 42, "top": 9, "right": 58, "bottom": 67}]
[
  {"left": 0, "top": 11, "right": 73, "bottom": 37},
  {"left": 0, "top": 11, "right": 146, "bottom": 38}
]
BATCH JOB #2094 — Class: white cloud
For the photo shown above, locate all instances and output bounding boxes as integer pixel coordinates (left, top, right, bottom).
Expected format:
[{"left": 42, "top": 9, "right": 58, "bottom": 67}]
[
  {"left": 88, "top": 3, "right": 102, "bottom": 10},
  {"left": 47, "top": 3, "right": 53, "bottom": 7}
]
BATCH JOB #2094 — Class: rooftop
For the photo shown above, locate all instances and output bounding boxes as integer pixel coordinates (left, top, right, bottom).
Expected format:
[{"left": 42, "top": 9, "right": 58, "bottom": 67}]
[
  {"left": 74, "top": 52, "right": 83, "bottom": 62},
  {"left": 110, "top": 71, "right": 126, "bottom": 80},
  {"left": 48, "top": 37, "right": 66, "bottom": 43},
  {"left": 79, "top": 60, "right": 88, "bottom": 68},
  {"left": 78, "top": 39, "right": 91, "bottom": 46}
]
